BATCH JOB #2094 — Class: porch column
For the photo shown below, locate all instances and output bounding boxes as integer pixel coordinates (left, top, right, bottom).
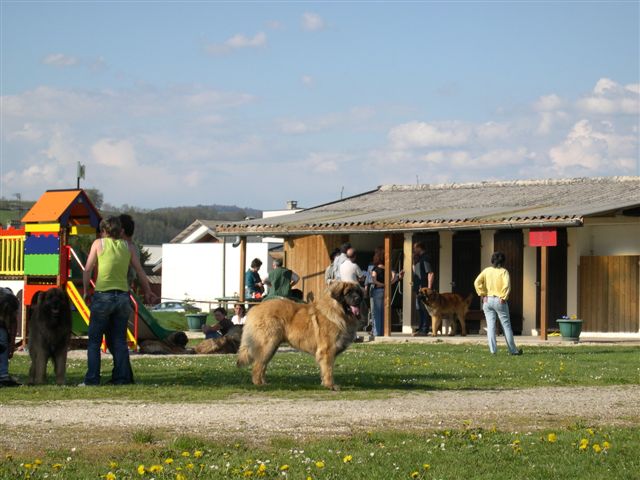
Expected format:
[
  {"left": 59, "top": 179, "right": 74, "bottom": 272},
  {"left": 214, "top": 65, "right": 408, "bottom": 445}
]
[
  {"left": 238, "top": 237, "right": 247, "bottom": 302},
  {"left": 383, "top": 234, "right": 392, "bottom": 336},
  {"left": 401, "top": 232, "right": 414, "bottom": 333}
]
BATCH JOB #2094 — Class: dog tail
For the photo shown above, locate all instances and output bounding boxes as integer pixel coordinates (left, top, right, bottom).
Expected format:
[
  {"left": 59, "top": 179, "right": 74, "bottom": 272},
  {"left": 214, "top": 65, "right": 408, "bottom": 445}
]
[{"left": 236, "top": 343, "right": 252, "bottom": 367}]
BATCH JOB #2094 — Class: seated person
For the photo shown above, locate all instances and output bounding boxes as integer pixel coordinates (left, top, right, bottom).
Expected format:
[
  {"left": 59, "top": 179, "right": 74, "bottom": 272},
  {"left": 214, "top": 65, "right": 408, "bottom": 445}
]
[
  {"left": 202, "top": 307, "right": 234, "bottom": 339},
  {"left": 231, "top": 303, "right": 247, "bottom": 325}
]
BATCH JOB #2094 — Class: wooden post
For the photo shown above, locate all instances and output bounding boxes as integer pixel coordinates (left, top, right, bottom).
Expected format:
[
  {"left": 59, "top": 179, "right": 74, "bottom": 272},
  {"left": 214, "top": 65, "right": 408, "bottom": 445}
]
[
  {"left": 238, "top": 237, "right": 247, "bottom": 302},
  {"left": 540, "top": 246, "right": 548, "bottom": 340},
  {"left": 383, "top": 234, "right": 392, "bottom": 336}
]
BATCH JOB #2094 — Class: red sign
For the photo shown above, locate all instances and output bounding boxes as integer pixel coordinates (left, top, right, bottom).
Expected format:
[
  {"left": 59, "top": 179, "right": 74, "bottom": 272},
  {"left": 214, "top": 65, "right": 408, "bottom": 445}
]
[{"left": 529, "top": 228, "right": 557, "bottom": 247}]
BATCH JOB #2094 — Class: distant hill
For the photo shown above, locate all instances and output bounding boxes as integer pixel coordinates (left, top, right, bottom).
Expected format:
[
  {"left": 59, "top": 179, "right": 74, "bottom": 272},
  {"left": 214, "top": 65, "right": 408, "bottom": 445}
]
[
  {"left": 0, "top": 197, "right": 260, "bottom": 244},
  {"left": 107, "top": 205, "right": 262, "bottom": 244}
]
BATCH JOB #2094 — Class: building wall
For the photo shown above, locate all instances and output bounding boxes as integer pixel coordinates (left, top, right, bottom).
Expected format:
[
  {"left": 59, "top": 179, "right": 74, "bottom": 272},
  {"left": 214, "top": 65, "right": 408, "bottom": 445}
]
[{"left": 161, "top": 242, "right": 271, "bottom": 311}]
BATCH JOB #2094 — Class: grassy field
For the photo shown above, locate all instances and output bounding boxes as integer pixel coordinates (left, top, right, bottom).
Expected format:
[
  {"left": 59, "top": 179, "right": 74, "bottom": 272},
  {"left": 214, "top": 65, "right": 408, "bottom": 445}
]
[
  {"left": 2, "top": 343, "right": 638, "bottom": 402},
  {"left": 1, "top": 344, "right": 638, "bottom": 479},
  {"left": 2, "top": 426, "right": 638, "bottom": 479}
]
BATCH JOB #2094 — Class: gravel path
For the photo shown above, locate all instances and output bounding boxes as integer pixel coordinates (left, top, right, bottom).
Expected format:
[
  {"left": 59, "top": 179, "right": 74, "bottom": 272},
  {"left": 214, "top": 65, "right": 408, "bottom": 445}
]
[{"left": 1, "top": 385, "right": 638, "bottom": 451}]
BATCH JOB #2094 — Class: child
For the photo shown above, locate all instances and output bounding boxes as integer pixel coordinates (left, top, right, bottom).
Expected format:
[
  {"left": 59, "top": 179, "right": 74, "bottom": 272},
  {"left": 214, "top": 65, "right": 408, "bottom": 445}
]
[{"left": 0, "top": 287, "right": 21, "bottom": 387}]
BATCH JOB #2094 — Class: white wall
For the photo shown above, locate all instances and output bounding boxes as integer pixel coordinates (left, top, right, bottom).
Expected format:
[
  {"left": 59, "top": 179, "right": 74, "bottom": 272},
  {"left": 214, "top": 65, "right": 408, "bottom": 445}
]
[{"left": 161, "top": 242, "right": 271, "bottom": 311}]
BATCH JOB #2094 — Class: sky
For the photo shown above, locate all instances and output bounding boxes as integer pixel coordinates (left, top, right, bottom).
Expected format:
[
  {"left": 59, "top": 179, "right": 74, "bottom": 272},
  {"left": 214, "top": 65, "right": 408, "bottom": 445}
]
[{"left": 1, "top": 1, "right": 639, "bottom": 211}]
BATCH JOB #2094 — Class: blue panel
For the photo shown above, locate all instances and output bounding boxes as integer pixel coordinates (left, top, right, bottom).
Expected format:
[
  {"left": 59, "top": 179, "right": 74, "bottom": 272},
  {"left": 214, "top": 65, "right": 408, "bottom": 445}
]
[{"left": 24, "top": 234, "right": 60, "bottom": 255}]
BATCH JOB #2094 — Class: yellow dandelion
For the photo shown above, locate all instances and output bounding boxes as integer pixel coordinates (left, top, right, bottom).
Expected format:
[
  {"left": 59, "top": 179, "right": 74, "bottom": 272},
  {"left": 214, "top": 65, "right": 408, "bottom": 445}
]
[
  {"left": 164, "top": 458, "right": 174, "bottom": 464},
  {"left": 176, "top": 474, "right": 186, "bottom": 480},
  {"left": 280, "top": 464, "right": 289, "bottom": 471},
  {"left": 109, "top": 461, "right": 118, "bottom": 469},
  {"left": 315, "top": 461, "right": 325, "bottom": 469},
  {"left": 105, "top": 473, "right": 116, "bottom": 480},
  {"left": 258, "top": 464, "right": 267, "bottom": 473},
  {"left": 149, "top": 465, "right": 163, "bottom": 473},
  {"left": 410, "top": 471, "right": 419, "bottom": 479},
  {"left": 547, "top": 433, "right": 557, "bottom": 443},
  {"left": 593, "top": 444, "right": 602, "bottom": 453},
  {"left": 343, "top": 454, "right": 353, "bottom": 463},
  {"left": 52, "top": 463, "right": 63, "bottom": 470},
  {"left": 34, "top": 459, "right": 42, "bottom": 466},
  {"left": 137, "top": 464, "right": 146, "bottom": 475},
  {"left": 244, "top": 470, "right": 254, "bottom": 477},
  {"left": 603, "top": 441, "right": 611, "bottom": 450},
  {"left": 469, "top": 433, "right": 478, "bottom": 441},
  {"left": 181, "top": 451, "right": 190, "bottom": 457},
  {"left": 587, "top": 428, "right": 595, "bottom": 436},
  {"left": 186, "top": 463, "right": 194, "bottom": 470},
  {"left": 423, "top": 464, "right": 431, "bottom": 470},
  {"left": 579, "top": 438, "right": 589, "bottom": 451},
  {"left": 194, "top": 450, "right": 203, "bottom": 458}
]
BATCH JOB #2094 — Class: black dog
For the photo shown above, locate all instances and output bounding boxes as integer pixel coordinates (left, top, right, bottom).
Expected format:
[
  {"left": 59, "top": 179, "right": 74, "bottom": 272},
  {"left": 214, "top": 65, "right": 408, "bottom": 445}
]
[
  {"left": 0, "top": 287, "right": 20, "bottom": 355},
  {"left": 28, "top": 287, "right": 72, "bottom": 385}
]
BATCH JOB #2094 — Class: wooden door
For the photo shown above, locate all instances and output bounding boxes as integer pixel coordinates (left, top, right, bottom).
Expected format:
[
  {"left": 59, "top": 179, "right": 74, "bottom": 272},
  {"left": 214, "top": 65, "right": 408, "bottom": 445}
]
[
  {"left": 452, "top": 231, "right": 481, "bottom": 310},
  {"left": 579, "top": 256, "right": 639, "bottom": 332},
  {"left": 536, "top": 228, "right": 568, "bottom": 330},
  {"left": 494, "top": 229, "right": 524, "bottom": 334}
]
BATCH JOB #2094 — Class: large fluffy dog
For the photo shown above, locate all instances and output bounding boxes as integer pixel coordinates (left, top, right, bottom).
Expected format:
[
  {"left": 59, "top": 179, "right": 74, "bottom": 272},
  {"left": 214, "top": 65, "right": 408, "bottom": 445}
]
[
  {"left": 418, "top": 288, "right": 472, "bottom": 337},
  {"left": 237, "top": 281, "right": 363, "bottom": 390},
  {"left": 195, "top": 325, "right": 243, "bottom": 355},
  {"left": 28, "top": 287, "right": 72, "bottom": 385}
]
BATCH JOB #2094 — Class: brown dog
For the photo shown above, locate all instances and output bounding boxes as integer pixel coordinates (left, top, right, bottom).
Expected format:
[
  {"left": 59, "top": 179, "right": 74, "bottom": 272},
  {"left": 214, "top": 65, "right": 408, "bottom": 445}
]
[
  {"left": 28, "top": 287, "right": 72, "bottom": 385},
  {"left": 237, "top": 281, "right": 362, "bottom": 390},
  {"left": 418, "top": 288, "right": 472, "bottom": 337}
]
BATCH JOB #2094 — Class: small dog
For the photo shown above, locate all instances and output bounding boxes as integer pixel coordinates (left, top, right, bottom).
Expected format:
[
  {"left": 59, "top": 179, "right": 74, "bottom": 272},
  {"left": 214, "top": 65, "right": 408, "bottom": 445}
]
[
  {"left": 418, "top": 288, "right": 472, "bottom": 337},
  {"left": 28, "top": 287, "right": 72, "bottom": 385}
]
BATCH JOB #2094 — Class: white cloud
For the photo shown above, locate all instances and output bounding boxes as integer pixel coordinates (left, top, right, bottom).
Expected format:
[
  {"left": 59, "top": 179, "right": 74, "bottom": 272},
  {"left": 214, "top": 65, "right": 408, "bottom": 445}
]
[
  {"left": 534, "top": 94, "right": 565, "bottom": 112},
  {"left": 205, "top": 32, "right": 267, "bottom": 55},
  {"left": 302, "top": 12, "right": 326, "bottom": 31},
  {"left": 91, "top": 138, "right": 137, "bottom": 167},
  {"left": 576, "top": 77, "right": 640, "bottom": 115},
  {"left": 388, "top": 121, "right": 470, "bottom": 149},
  {"left": 43, "top": 53, "right": 78, "bottom": 67},
  {"left": 302, "top": 75, "right": 314, "bottom": 87},
  {"left": 549, "top": 119, "right": 637, "bottom": 172}
]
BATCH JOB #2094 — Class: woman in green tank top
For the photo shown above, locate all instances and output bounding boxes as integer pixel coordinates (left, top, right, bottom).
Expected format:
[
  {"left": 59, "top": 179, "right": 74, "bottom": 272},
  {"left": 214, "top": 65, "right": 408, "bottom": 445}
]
[{"left": 81, "top": 216, "right": 155, "bottom": 386}]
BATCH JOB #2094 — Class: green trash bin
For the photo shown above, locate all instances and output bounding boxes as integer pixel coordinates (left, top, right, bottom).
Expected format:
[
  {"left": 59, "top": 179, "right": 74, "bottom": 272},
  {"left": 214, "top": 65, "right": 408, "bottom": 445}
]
[{"left": 185, "top": 313, "right": 208, "bottom": 332}]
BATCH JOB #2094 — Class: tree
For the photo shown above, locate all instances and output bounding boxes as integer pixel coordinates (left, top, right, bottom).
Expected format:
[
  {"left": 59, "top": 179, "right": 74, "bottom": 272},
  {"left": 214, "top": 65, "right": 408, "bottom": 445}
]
[{"left": 85, "top": 188, "right": 104, "bottom": 209}]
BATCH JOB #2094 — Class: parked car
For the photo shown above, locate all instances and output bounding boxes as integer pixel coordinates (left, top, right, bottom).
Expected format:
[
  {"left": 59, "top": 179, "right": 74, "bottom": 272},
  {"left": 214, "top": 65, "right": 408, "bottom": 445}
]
[{"left": 151, "top": 301, "right": 200, "bottom": 313}]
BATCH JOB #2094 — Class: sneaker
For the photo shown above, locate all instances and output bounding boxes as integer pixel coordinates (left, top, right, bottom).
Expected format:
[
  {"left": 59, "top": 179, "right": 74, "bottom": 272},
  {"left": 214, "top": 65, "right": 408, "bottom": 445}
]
[
  {"left": 0, "top": 377, "right": 21, "bottom": 387},
  {"left": 510, "top": 349, "right": 523, "bottom": 356}
]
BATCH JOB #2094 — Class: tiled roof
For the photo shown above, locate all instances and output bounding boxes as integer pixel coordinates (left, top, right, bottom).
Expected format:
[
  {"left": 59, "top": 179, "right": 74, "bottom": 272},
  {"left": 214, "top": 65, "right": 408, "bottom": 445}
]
[{"left": 214, "top": 177, "right": 640, "bottom": 235}]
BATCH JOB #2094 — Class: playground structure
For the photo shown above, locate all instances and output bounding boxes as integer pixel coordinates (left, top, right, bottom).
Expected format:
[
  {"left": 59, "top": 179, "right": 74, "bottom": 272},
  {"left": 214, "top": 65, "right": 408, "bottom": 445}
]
[{"left": 0, "top": 189, "right": 175, "bottom": 350}]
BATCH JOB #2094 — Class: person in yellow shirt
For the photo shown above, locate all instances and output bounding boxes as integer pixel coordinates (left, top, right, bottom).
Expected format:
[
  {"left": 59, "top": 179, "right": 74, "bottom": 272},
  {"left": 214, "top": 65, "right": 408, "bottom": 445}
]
[{"left": 474, "top": 252, "right": 522, "bottom": 355}]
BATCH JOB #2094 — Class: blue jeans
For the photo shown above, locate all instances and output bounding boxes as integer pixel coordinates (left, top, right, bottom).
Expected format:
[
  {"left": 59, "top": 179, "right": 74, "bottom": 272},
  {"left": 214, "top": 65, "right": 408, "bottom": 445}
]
[
  {"left": 84, "top": 291, "right": 133, "bottom": 385},
  {"left": 482, "top": 297, "right": 519, "bottom": 354},
  {"left": 371, "top": 287, "right": 385, "bottom": 336},
  {"left": 0, "top": 327, "right": 9, "bottom": 379}
]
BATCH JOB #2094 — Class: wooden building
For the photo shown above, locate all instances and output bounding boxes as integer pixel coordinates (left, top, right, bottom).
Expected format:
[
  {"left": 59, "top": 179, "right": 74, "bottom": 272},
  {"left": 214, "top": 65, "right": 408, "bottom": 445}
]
[{"left": 214, "top": 177, "right": 640, "bottom": 337}]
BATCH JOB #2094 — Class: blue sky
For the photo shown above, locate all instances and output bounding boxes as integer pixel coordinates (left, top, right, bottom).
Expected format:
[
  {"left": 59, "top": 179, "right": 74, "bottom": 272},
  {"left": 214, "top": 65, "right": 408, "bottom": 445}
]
[{"left": 2, "top": 2, "right": 639, "bottom": 210}]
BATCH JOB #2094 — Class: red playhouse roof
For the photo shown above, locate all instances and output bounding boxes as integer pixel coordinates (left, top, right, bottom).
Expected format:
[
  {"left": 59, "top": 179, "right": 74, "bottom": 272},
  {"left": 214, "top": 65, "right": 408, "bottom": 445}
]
[{"left": 22, "top": 189, "right": 102, "bottom": 228}]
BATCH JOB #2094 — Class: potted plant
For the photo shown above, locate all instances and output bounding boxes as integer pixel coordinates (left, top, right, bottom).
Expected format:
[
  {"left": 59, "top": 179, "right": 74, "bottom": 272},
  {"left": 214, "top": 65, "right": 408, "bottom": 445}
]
[
  {"left": 183, "top": 295, "right": 208, "bottom": 332},
  {"left": 557, "top": 315, "right": 583, "bottom": 342}
]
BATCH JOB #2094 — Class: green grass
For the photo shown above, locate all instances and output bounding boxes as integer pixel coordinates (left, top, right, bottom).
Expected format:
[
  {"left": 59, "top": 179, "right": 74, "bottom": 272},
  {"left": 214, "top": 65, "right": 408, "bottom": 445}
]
[
  {"left": 2, "top": 426, "right": 638, "bottom": 479},
  {"left": 2, "top": 344, "right": 638, "bottom": 478},
  {"left": 2, "top": 344, "right": 638, "bottom": 403}
]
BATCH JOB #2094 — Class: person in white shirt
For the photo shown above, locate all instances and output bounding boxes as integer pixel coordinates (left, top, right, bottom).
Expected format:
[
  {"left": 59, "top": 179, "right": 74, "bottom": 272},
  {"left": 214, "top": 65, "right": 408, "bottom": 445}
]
[
  {"left": 339, "top": 248, "right": 364, "bottom": 284},
  {"left": 231, "top": 303, "right": 247, "bottom": 325}
]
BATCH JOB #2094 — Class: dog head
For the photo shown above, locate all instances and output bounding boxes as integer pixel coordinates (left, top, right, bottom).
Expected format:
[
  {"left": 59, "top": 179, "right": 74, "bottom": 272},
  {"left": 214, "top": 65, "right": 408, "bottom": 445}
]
[
  {"left": 417, "top": 287, "right": 439, "bottom": 306},
  {"left": 328, "top": 281, "right": 363, "bottom": 317},
  {"left": 0, "top": 287, "right": 19, "bottom": 332},
  {"left": 33, "top": 287, "right": 71, "bottom": 326}
]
